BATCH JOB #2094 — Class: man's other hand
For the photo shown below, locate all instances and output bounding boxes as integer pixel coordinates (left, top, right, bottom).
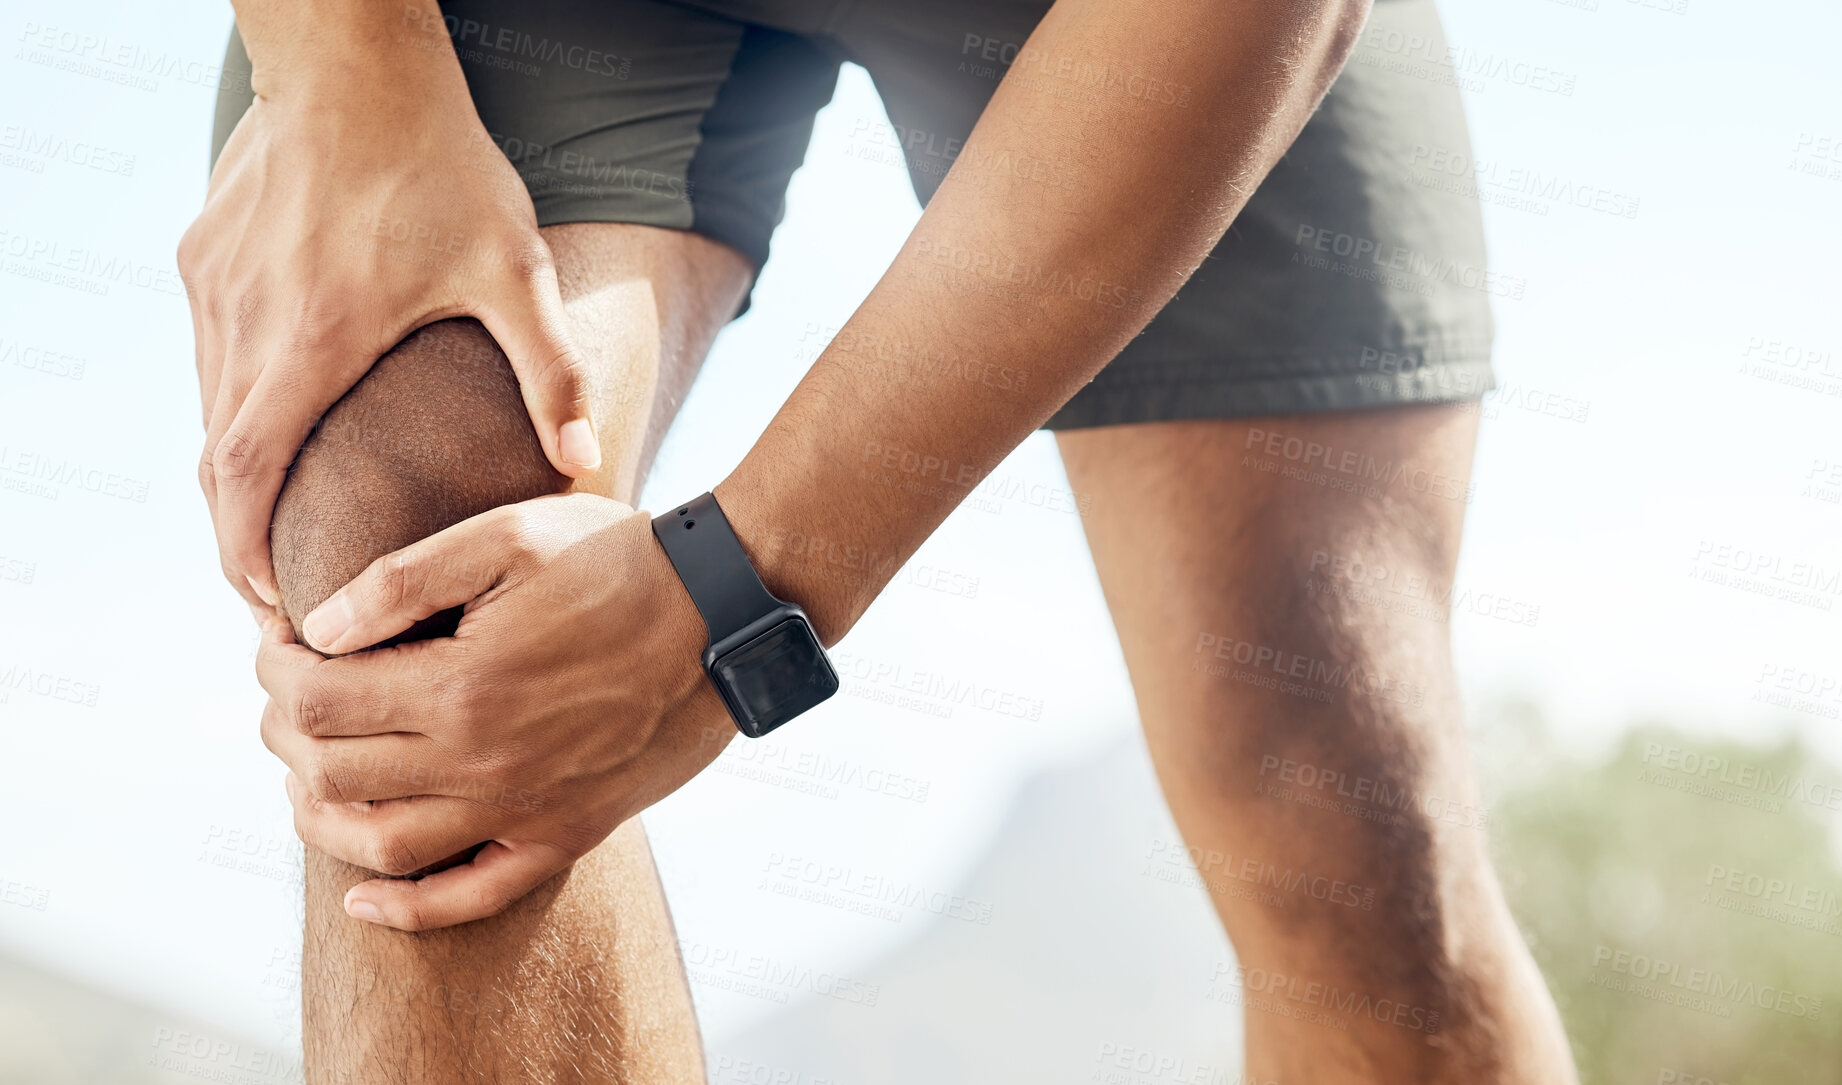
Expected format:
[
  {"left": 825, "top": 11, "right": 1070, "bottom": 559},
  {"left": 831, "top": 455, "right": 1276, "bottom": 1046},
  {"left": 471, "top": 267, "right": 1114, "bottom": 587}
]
[
  {"left": 255, "top": 494, "right": 729, "bottom": 930},
  {"left": 179, "top": 32, "right": 600, "bottom": 611}
]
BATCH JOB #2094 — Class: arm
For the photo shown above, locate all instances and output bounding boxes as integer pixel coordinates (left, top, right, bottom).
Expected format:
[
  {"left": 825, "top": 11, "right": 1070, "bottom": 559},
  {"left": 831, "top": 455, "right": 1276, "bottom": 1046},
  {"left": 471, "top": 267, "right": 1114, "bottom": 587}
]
[
  {"left": 720, "top": 0, "right": 1372, "bottom": 638},
  {"left": 181, "top": 0, "right": 601, "bottom": 610},
  {"left": 261, "top": 0, "right": 1374, "bottom": 930}
]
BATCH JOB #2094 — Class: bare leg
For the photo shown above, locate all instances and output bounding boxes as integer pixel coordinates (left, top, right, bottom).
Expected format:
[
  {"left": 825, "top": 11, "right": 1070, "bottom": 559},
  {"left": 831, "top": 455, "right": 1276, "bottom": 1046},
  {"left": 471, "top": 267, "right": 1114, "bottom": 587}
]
[
  {"left": 1057, "top": 409, "right": 1576, "bottom": 1084},
  {"left": 269, "top": 223, "right": 750, "bottom": 1084}
]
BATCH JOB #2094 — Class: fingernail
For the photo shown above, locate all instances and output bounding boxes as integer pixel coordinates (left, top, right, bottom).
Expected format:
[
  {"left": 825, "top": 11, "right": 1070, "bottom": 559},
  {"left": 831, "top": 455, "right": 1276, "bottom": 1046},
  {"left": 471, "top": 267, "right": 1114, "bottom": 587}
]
[
  {"left": 248, "top": 601, "right": 270, "bottom": 628},
  {"left": 283, "top": 773, "right": 302, "bottom": 805},
  {"left": 247, "top": 575, "right": 280, "bottom": 607},
  {"left": 559, "top": 418, "right": 600, "bottom": 470},
  {"left": 346, "top": 898, "right": 384, "bottom": 923},
  {"left": 302, "top": 593, "right": 353, "bottom": 653}
]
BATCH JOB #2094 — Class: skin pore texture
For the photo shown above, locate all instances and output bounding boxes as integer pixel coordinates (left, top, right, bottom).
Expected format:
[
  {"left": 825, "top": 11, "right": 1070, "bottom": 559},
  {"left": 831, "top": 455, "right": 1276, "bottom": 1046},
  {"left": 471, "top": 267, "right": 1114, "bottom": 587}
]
[{"left": 267, "top": 222, "right": 749, "bottom": 1084}]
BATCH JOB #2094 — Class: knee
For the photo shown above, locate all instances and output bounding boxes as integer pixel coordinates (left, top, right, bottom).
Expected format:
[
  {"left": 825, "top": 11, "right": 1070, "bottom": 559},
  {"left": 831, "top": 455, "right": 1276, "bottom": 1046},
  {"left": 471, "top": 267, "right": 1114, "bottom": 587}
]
[
  {"left": 271, "top": 318, "right": 568, "bottom": 641},
  {"left": 1227, "top": 549, "right": 1481, "bottom": 880}
]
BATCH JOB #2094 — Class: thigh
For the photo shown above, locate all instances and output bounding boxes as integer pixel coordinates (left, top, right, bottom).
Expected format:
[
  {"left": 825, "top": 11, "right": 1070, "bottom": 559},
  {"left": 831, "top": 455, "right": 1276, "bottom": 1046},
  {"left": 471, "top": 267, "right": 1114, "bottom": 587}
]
[
  {"left": 1056, "top": 406, "right": 1487, "bottom": 942},
  {"left": 545, "top": 221, "right": 753, "bottom": 503}
]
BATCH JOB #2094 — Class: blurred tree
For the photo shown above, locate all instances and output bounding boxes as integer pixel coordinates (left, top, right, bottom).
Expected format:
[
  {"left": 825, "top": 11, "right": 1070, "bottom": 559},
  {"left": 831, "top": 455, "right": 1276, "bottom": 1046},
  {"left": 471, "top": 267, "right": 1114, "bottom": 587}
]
[{"left": 1490, "top": 721, "right": 1842, "bottom": 1085}]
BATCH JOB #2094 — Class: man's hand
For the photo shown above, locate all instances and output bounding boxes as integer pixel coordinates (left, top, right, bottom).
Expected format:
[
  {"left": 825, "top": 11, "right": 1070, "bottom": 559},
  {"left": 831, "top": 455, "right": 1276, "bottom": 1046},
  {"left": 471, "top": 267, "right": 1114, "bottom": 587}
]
[
  {"left": 255, "top": 494, "right": 729, "bottom": 930},
  {"left": 180, "top": 10, "right": 600, "bottom": 610}
]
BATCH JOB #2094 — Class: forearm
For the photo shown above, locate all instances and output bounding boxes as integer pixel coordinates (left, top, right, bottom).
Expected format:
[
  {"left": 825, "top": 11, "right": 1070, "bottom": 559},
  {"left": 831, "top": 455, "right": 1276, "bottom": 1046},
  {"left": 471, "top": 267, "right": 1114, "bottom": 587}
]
[{"left": 718, "top": 0, "right": 1369, "bottom": 639}]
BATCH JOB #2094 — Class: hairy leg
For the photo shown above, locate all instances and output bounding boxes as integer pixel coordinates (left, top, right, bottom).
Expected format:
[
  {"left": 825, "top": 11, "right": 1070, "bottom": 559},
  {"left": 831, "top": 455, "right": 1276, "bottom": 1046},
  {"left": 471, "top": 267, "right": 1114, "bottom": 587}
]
[
  {"left": 270, "top": 222, "right": 750, "bottom": 1084},
  {"left": 1057, "top": 409, "right": 1575, "bottom": 1085}
]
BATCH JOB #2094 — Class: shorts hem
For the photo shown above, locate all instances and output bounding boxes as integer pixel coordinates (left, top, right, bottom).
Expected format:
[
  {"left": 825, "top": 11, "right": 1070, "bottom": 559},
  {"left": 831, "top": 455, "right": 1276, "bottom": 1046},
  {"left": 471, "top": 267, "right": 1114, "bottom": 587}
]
[
  {"left": 532, "top": 198, "right": 696, "bottom": 239},
  {"left": 1045, "top": 353, "right": 1496, "bottom": 430}
]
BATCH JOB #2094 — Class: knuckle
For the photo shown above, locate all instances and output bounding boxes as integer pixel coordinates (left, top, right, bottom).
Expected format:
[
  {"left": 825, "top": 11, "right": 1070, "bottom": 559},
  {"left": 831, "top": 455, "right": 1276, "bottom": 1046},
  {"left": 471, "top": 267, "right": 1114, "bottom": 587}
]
[
  {"left": 211, "top": 426, "right": 264, "bottom": 485},
  {"left": 290, "top": 287, "right": 343, "bottom": 330},
  {"left": 306, "top": 758, "right": 349, "bottom": 805},
  {"left": 494, "top": 507, "right": 543, "bottom": 563},
  {"left": 292, "top": 679, "right": 336, "bottom": 737},
  {"left": 506, "top": 240, "right": 556, "bottom": 286},
  {"left": 283, "top": 293, "right": 352, "bottom": 352},
  {"left": 290, "top": 804, "right": 317, "bottom": 847},
  {"left": 174, "top": 227, "right": 197, "bottom": 273},
  {"left": 378, "top": 549, "right": 423, "bottom": 611},
  {"left": 177, "top": 270, "right": 202, "bottom": 307},
  {"left": 431, "top": 672, "right": 481, "bottom": 740},
  {"left": 196, "top": 449, "right": 216, "bottom": 495},
  {"left": 368, "top": 832, "right": 420, "bottom": 878},
  {"left": 555, "top": 362, "right": 592, "bottom": 412},
  {"left": 504, "top": 521, "right": 539, "bottom": 564},
  {"left": 225, "top": 290, "right": 264, "bottom": 345},
  {"left": 176, "top": 225, "right": 209, "bottom": 286},
  {"left": 534, "top": 345, "right": 588, "bottom": 401}
]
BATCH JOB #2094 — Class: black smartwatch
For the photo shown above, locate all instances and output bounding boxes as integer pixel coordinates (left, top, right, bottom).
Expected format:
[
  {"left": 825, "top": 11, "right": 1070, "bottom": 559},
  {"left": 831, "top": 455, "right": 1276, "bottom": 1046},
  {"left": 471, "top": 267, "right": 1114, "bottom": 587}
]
[{"left": 651, "top": 492, "right": 838, "bottom": 738}]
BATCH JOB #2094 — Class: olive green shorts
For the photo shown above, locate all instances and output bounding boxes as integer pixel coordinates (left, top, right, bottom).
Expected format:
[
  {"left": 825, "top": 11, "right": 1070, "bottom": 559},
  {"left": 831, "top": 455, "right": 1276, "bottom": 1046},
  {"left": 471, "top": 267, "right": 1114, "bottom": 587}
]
[{"left": 213, "top": 0, "right": 1497, "bottom": 429}]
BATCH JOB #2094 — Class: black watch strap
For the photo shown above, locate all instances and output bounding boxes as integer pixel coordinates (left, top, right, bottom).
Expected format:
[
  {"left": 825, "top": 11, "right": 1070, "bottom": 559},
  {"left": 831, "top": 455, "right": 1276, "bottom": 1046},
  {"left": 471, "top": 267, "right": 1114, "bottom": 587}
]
[{"left": 651, "top": 492, "right": 782, "bottom": 643}]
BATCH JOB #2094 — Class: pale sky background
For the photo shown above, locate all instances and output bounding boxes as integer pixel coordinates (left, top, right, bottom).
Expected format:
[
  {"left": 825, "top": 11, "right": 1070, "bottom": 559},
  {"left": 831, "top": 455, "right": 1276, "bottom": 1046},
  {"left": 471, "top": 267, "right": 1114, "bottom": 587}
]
[{"left": 1, "top": 0, "right": 1839, "bottom": 1072}]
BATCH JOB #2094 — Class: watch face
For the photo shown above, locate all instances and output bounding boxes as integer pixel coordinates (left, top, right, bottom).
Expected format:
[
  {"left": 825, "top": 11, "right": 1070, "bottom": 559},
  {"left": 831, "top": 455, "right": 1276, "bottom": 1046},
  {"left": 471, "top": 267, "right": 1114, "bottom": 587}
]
[{"left": 712, "top": 618, "right": 839, "bottom": 737}]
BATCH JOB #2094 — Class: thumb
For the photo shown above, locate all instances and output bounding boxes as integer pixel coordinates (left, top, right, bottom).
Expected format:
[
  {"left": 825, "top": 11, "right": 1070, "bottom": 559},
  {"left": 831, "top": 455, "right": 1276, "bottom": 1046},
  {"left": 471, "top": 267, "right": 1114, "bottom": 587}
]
[
  {"left": 299, "top": 506, "right": 525, "bottom": 655},
  {"left": 343, "top": 839, "right": 569, "bottom": 931},
  {"left": 479, "top": 249, "right": 601, "bottom": 476}
]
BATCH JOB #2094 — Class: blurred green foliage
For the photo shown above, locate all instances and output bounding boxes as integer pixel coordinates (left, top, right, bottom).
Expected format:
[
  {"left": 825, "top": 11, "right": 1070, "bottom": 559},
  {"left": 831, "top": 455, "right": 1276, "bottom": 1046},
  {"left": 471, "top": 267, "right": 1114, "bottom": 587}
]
[{"left": 1490, "top": 718, "right": 1842, "bottom": 1084}]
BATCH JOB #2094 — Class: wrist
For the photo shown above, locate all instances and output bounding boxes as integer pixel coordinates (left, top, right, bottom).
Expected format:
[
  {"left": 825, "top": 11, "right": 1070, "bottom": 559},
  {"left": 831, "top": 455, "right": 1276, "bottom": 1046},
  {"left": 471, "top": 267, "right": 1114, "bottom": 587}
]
[
  {"left": 233, "top": 0, "right": 466, "bottom": 102},
  {"left": 711, "top": 477, "right": 886, "bottom": 648}
]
